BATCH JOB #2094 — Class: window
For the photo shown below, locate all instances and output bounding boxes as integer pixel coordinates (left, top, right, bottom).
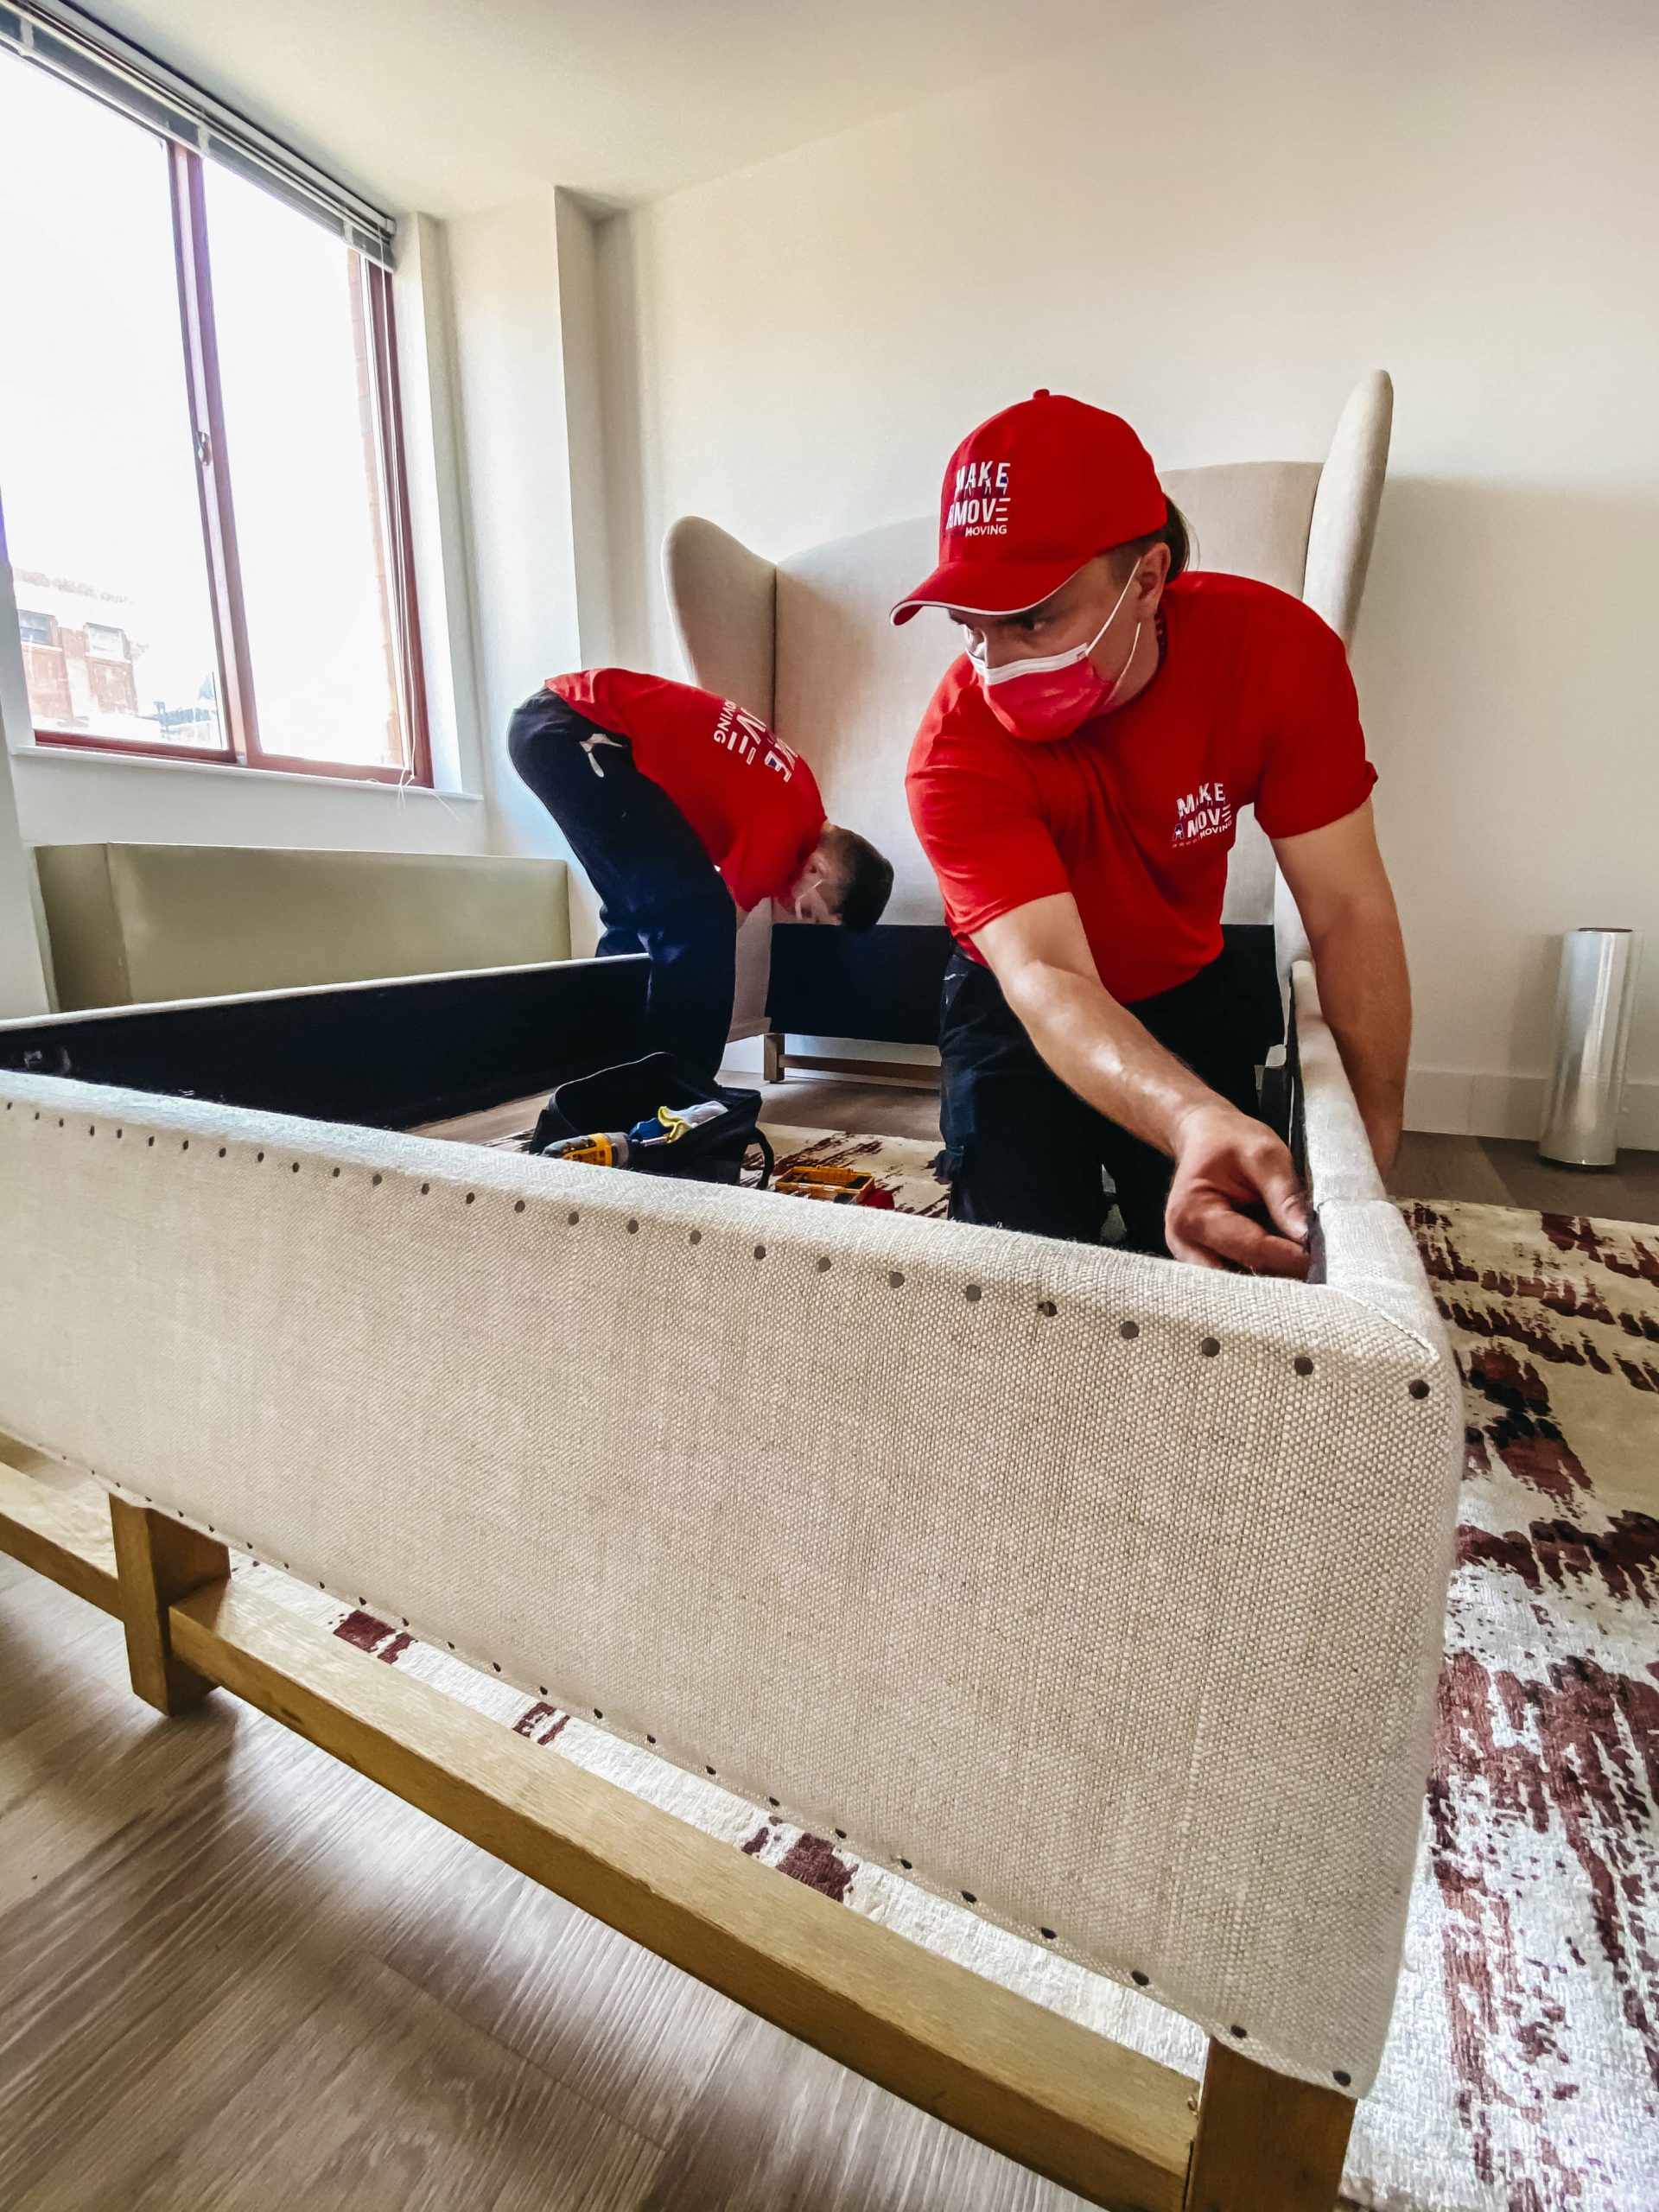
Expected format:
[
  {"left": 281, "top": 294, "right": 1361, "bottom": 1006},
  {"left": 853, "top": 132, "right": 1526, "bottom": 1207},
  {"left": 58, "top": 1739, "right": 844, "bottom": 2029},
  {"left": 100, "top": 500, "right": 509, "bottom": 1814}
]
[{"left": 0, "top": 48, "right": 428, "bottom": 783}]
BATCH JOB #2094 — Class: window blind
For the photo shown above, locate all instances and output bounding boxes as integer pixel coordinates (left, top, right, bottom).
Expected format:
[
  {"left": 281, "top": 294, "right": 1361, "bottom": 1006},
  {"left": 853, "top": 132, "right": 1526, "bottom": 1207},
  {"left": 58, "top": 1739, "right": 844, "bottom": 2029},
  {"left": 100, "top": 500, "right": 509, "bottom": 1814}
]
[{"left": 0, "top": 0, "right": 398, "bottom": 267}]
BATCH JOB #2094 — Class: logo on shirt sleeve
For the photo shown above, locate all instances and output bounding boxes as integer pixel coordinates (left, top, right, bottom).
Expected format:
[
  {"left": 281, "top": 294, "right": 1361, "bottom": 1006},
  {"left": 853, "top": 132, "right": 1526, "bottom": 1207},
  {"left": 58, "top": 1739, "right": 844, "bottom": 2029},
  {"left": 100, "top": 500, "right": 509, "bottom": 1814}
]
[
  {"left": 1172, "top": 781, "right": 1233, "bottom": 847},
  {"left": 944, "top": 459, "right": 1012, "bottom": 540},
  {"left": 713, "top": 699, "right": 798, "bottom": 778}
]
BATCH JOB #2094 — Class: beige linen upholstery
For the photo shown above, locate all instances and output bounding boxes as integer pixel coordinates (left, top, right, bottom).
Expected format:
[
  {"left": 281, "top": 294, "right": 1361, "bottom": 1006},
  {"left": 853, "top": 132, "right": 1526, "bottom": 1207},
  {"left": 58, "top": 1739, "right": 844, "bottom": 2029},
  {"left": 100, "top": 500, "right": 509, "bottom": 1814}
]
[
  {"left": 775, "top": 517, "right": 962, "bottom": 929},
  {"left": 1160, "top": 460, "right": 1322, "bottom": 600},
  {"left": 664, "top": 519, "right": 780, "bottom": 1038},
  {"left": 664, "top": 374, "right": 1395, "bottom": 1009},
  {"left": 664, "top": 517, "right": 777, "bottom": 724},
  {"left": 727, "top": 894, "right": 774, "bottom": 1041},
  {"left": 1304, "top": 372, "right": 1395, "bottom": 651},
  {"left": 35, "top": 843, "right": 571, "bottom": 1012},
  {"left": 0, "top": 960, "right": 1459, "bottom": 2096}
]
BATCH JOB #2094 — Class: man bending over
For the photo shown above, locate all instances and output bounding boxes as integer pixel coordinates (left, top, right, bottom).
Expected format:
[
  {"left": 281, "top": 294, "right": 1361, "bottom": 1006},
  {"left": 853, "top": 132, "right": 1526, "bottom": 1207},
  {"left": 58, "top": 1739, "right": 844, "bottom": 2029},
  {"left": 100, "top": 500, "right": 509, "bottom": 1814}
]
[{"left": 510, "top": 670, "right": 893, "bottom": 1076}]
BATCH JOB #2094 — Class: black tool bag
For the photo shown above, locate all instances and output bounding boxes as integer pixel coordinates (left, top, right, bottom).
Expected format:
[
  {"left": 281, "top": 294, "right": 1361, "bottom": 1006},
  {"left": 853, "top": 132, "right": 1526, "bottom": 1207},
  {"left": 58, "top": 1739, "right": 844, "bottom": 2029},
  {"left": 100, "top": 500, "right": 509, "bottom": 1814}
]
[{"left": 530, "top": 1052, "right": 773, "bottom": 1188}]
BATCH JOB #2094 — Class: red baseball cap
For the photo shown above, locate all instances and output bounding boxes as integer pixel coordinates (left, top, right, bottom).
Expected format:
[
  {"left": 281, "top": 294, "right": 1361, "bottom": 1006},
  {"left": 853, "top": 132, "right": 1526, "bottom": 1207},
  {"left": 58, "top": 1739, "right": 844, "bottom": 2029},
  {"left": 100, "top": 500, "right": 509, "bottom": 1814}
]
[{"left": 890, "top": 390, "right": 1167, "bottom": 626}]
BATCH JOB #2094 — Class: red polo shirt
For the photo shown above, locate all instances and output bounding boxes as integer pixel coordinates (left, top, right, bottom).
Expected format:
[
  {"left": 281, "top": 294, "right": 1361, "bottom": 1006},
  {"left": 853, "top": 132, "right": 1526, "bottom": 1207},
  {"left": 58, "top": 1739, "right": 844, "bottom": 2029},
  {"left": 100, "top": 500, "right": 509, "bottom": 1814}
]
[
  {"left": 545, "top": 669, "right": 825, "bottom": 914},
  {"left": 906, "top": 572, "right": 1376, "bottom": 1004}
]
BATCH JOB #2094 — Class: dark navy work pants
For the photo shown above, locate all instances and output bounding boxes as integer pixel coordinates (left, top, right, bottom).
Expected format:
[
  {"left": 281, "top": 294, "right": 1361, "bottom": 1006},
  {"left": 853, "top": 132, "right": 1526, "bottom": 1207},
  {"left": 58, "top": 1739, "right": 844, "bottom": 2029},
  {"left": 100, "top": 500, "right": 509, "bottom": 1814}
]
[
  {"left": 507, "top": 690, "right": 736, "bottom": 1077},
  {"left": 938, "top": 947, "right": 1262, "bottom": 1255}
]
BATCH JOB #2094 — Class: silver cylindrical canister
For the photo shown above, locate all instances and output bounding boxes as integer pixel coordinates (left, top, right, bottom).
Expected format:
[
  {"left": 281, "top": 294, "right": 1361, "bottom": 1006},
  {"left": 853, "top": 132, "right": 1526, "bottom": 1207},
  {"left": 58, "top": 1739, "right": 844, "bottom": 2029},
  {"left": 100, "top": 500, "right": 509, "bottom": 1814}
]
[{"left": 1538, "top": 929, "right": 1643, "bottom": 1167}]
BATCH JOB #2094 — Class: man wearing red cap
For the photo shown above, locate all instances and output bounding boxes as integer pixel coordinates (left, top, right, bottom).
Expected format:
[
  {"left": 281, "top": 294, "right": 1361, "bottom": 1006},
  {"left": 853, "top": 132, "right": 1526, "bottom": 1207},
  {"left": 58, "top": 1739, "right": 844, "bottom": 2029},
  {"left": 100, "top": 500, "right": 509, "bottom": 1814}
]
[
  {"left": 899, "top": 391, "right": 1410, "bottom": 1277},
  {"left": 509, "top": 671, "right": 893, "bottom": 1077}
]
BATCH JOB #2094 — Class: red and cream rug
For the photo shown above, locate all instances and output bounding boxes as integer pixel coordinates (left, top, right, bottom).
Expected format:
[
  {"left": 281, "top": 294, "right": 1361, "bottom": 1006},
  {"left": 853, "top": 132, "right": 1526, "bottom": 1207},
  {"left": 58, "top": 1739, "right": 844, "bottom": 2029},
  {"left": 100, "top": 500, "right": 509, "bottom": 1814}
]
[{"left": 248, "top": 1133, "right": 1659, "bottom": 2211}]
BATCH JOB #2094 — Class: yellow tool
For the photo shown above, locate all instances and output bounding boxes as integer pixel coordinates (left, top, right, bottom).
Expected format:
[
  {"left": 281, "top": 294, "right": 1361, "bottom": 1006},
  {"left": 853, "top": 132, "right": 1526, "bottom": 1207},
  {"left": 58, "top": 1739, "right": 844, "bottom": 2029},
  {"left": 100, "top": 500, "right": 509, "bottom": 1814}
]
[
  {"left": 543, "top": 1130, "right": 629, "bottom": 1166},
  {"left": 774, "top": 1163, "right": 881, "bottom": 1205}
]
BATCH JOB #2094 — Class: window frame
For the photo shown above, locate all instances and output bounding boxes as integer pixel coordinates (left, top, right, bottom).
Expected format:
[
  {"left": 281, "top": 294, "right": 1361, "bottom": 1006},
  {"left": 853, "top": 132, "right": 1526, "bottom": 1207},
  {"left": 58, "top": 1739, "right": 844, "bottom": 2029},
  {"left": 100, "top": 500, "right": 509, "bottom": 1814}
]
[{"left": 24, "top": 130, "right": 430, "bottom": 787}]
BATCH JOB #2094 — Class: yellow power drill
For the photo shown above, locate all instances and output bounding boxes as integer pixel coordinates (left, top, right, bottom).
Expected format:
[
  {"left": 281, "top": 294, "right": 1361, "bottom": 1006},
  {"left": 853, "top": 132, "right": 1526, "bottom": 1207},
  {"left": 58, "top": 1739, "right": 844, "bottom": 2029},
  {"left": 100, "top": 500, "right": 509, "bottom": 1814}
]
[{"left": 540, "top": 1099, "right": 724, "bottom": 1168}]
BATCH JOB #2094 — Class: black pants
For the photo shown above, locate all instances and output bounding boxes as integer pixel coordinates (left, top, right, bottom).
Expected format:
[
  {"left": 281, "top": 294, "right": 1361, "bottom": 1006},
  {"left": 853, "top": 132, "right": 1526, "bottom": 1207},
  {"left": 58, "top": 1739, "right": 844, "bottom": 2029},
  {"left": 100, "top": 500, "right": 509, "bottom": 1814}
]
[
  {"left": 507, "top": 690, "right": 736, "bottom": 1077},
  {"left": 939, "top": 948, "right": 1262, "bottom": 1255}
]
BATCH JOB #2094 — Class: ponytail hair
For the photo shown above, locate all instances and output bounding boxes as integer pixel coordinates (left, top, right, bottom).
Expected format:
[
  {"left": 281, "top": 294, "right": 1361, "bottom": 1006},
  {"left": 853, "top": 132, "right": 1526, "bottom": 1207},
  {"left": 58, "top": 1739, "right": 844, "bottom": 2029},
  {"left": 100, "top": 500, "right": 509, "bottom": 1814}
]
[{"left": 1112, "top": 498, "right": 1193, "bottom": 582}]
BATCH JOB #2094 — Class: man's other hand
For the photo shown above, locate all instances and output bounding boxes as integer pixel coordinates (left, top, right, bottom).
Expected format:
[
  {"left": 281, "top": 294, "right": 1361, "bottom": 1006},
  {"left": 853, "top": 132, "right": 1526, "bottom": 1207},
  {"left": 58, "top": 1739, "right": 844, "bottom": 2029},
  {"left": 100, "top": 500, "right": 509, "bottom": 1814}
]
[{"left": 1165, "top": 1104, "right": 1312, "bottom": 1278}]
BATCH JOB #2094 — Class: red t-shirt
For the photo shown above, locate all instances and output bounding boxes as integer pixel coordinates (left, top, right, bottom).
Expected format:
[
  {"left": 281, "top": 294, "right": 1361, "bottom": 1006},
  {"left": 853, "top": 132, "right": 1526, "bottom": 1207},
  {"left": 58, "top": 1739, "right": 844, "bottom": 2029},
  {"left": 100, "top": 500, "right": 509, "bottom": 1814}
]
[
  {"left": 906, "top": 572, "right": 1377, "bottom": 1003},
  {"left": 545, "top": 669, "right": 825, "bottom": 914}
]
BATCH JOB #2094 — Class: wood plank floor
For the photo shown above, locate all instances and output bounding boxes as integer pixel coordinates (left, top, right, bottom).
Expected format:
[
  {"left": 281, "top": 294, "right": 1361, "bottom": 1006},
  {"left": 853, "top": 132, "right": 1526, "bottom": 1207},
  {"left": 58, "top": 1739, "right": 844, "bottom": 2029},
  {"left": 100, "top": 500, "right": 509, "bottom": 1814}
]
[
  {"left": 1388, "top": 1127, "right": 1659, "bottom": 1222},
  {"left": 0, "top": 1552, "right": 1085, "bottom": 2210}
]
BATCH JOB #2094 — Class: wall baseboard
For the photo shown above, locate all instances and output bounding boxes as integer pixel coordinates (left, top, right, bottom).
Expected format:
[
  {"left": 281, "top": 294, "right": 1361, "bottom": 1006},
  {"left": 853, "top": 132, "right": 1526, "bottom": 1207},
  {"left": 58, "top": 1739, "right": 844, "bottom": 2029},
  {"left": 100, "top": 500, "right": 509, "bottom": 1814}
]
[
  {"left": 726, "top": 1033, "right": 940, "bottom": 1074},
  {"left": 1405, "top": 1067, "right": 1659, "bottom": 1150},
  {"left": 781, "top": 1052, "right": 940, "bottom": 1090},
  {"left": 730, "top": 1039, "right": 1658, "bottom": 1152}
]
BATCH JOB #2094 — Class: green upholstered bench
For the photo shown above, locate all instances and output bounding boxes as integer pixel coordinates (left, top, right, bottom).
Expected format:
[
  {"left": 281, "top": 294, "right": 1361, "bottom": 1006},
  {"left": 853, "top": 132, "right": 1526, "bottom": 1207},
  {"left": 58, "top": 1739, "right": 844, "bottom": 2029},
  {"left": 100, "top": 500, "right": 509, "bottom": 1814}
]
[{"left": 35, "top": 842, "right": 570, "bottom": 1010}]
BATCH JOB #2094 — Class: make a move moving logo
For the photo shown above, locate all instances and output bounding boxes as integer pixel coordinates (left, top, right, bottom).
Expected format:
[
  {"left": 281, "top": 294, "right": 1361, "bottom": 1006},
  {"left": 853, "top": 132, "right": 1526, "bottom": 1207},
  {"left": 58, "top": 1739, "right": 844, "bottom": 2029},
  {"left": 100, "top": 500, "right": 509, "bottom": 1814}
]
[
  {"left": 946, "top": 459, "right": 1012, "bottom": 539},
  {"left": 1172, "top": 780, "right": 1234, "bottom": 848},
  {"left": 712, "top": 697, "right": 801, "bottom": 779}
]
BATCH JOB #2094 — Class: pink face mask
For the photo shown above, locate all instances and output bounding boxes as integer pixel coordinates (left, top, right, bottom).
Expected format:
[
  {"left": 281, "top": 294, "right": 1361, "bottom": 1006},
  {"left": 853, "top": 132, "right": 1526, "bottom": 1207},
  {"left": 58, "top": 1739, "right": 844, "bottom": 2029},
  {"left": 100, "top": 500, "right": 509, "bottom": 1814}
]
[{"left": 969, "top": 564, "right": 1144, "bottom": 742}]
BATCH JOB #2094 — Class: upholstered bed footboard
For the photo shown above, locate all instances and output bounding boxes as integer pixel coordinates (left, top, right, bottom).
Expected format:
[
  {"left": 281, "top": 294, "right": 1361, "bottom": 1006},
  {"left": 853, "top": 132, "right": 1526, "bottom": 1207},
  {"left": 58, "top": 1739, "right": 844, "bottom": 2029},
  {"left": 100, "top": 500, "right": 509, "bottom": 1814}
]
[{"left": 0, "top": 964, "right": 1459, "bottom": 2102}]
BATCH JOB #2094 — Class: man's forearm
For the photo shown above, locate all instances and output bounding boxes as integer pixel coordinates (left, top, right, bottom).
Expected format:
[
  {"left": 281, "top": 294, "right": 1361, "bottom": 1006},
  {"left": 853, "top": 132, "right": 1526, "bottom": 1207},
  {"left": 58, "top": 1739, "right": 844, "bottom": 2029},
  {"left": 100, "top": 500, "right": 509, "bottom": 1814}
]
[
  {"left": 1303, "top": 906, "right": 1412, "bottom": 1171},
  {"left": 1001, "top": 961, "right": 1218, "bottom": 1155}
]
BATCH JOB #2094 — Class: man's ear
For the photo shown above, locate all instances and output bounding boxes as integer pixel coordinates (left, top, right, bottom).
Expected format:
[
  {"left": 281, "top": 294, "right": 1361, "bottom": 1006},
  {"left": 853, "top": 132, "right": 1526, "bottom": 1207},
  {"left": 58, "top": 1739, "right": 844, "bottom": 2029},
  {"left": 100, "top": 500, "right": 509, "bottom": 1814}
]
[{"left": 1136, "top": 540, "right": 1172, "bottom": 612}]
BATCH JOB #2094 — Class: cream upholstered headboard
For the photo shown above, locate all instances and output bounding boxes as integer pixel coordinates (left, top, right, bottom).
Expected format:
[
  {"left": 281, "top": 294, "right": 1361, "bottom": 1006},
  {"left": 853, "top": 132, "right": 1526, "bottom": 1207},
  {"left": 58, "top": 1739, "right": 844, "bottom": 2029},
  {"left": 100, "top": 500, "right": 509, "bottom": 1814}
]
[
  {"left": 772, "top": 516, "right": 954, "bottom": 929},
  {"left": 665, "top": 372, "right": 1393, "bottom": 1036},
  {"left": 0, "top": 953, "right": 1460, "bottom": 2101}
]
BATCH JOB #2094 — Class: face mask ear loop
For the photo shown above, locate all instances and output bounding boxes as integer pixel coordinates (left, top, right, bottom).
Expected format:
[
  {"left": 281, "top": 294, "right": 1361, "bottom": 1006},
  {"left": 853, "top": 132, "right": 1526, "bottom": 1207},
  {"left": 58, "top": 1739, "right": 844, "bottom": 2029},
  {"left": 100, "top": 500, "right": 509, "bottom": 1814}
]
[
  {"left": 1080, "top": 563, "right": 1147, "bottom": 711},
  {"left": 1084, "top": 560, "right": 1144, "bottom": 656},
  {"left": 970, "top": 559, "right": 1147, "bottom": 685},
  {"left": 1001, "top": 560, "right": 1143, "bottom": 673}
]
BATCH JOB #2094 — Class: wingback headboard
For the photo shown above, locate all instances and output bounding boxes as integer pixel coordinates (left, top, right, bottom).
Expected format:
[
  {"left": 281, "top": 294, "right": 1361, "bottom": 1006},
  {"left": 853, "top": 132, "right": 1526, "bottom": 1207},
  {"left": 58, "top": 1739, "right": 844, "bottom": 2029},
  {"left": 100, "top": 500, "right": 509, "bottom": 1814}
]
[{"left": 665, "top": 372, "right": 1393, "bottom": 1046}]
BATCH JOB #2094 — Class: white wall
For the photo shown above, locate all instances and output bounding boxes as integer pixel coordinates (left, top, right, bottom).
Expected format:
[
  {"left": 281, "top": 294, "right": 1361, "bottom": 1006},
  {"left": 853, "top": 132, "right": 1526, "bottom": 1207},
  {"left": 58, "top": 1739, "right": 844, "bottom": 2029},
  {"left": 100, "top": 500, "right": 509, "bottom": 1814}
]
[
  {"left": 0, "top": 524, "right": 52, "bottom": 1014},
  {"left": 599, "top": 0, "right": 1659, "bottom": 1142},
  {"left": 442, "top": 188, "right": 613, "bottom": 950},
  {"left": 13, "top": 747, "right": 486, "bottom": 854}
]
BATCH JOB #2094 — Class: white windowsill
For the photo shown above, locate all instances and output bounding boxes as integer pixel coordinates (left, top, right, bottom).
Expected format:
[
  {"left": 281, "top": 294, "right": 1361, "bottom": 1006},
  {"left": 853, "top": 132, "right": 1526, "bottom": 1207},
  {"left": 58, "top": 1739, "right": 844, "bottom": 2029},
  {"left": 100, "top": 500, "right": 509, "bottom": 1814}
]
[{"left": 10, "top": 741, "right": 482, "bottom": 802}]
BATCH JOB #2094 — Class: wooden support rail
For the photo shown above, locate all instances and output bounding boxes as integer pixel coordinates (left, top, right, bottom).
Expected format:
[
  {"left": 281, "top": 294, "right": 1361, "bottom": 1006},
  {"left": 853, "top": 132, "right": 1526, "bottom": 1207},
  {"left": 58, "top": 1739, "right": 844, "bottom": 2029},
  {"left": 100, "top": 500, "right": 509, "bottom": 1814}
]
[
  {"left": 0, "top": 1456, "right": 1356, "bottom": 2211},
  {"left": 0, "top": 1452, "right": 120, "bottom": 1613},
  {"left": 109, "top": 1495, "right": 228, "bottom": 1714}
]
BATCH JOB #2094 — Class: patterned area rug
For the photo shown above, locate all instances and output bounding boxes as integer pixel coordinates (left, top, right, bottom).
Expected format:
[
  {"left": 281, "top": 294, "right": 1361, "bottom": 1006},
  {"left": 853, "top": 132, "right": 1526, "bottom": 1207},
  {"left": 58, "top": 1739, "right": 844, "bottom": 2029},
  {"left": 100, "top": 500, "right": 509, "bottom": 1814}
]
[
  {"left": 240, "top": 1133, "right": 1656, "bottom": 2211},
  {"left": 1375, "top": 1200, "right": 1659, "bottom": 2211}
]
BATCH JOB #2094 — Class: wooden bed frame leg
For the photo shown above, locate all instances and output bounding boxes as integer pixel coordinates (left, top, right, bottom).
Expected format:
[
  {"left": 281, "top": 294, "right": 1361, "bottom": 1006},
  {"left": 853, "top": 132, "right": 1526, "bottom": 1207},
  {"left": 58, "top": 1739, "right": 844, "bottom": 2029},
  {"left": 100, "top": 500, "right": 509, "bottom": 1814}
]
[
  {"left": 763, "top": 1031, "right": 786, "bottom": 1084},
  {"left": 108, "top": 1497, "right": 230, "bottom": 1715},
  {"left": 1184, "top": 2038, "right": 1355, "bottom": 2212}
]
